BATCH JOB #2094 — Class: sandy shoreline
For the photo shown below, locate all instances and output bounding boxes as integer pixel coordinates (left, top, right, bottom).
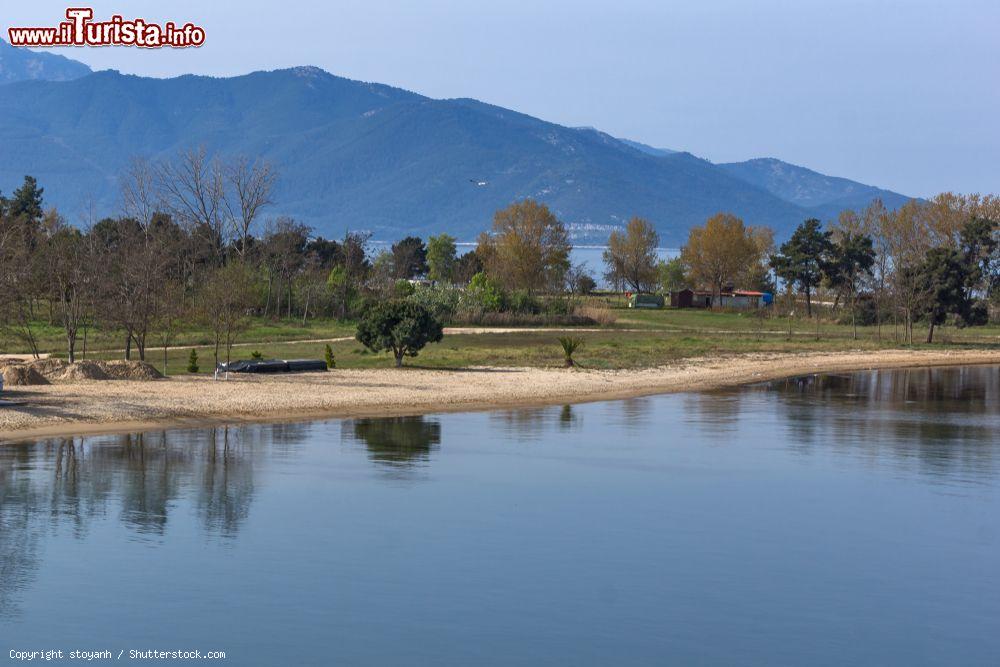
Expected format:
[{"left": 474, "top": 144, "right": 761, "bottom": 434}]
[{"left": 1, "top": 348, "right": 998, "bottom": 442}]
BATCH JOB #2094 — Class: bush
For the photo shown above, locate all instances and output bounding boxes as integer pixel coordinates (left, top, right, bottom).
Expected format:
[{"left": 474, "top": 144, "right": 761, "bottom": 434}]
[
  {"left": 509, "top": 289, "right": 541, "bottom": 314},
  {"left": 408, "top": 285, "right": 461, "bottom": 323},
  {"left": 558, "top": 336, "right": 583, "bottom": 367},
  {"left": 324, "top": 344, "right": 336, "bottom": 369},
  {"left": 250, "top": 350, "right": 263, "bottom": 360},
  {"left": 186, "top": 349, "right": 199, "bottom": 373},
  {"left": 394, "top": 279, "right": 416, "bottom": 298},
  {"left": 574, "top": 304, "right": 617, "bottom": 325},
  {"left": 463, "top": 272, "right": 506, "bottom": 313}
]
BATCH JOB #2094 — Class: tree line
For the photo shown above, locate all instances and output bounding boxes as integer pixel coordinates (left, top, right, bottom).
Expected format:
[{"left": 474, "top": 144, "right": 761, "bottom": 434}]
[{"left": 2, "top": 150, "right": 997, "bottom": 369}]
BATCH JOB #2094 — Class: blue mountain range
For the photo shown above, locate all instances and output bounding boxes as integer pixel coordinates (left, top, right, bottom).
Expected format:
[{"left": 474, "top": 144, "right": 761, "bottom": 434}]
[{"left": 0, "top": 41, "right": 911, "bottom": 243}]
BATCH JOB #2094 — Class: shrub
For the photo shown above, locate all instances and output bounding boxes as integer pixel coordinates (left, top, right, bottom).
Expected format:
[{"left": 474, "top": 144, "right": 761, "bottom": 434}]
[
  {"left": 394, "top": 279, "right": 416, "bottom": 298},
  {"left": 356, "top": 300, "right": 444, "bottom": 367},
  {"left": 558, "top": 336, "right": 583, "bottom": 367},
  {"left": 408, "top": 285, "right": 461, "bottom": 323},
  {"left": 186, "top": 349, "right": 199, "bottom": 373},
  {"left": 574, "top": 304, "right": 617, "bottom": 326},
  {"left": 250, "top": 350, "right": 263, "bottom": 360},
  {"left": 463, "top": 272, "right": 506, "bottom": 313},
  {"left": 509, "top": 289, "right": 541, "bottom": 314},
  {"left": 324, "top": 344, "right": 336, "bottom": 369}
]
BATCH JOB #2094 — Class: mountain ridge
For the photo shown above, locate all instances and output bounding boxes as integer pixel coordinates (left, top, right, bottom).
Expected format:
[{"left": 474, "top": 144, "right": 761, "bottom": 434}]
[
  {"left": 0, "top": 39, "right": 92, "bottom": 84},
  {"left": 0, "top": 47, "right": 912, "bottom": 243}
]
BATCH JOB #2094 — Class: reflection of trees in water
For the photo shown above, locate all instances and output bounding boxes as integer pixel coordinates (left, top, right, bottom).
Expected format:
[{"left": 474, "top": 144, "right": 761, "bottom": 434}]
[
  {"left": 0, "top": 423, "right": 306, "bottom": 616},
  {"left": 681, "top": 393, "right": 743, "bottom": 436},
  {"left": 559, "top": 404, "right": 579, "bottom": 429},
  {"left": 488, "top": 404, "right": 584, "bottom": 441},
  {"left": 350, "top": 417, "right": 441, "bottom": 468},
  {"left": 762, "top": 367, "right": 1000, "bottom": 479},
  {"left": 0, "top": 455, "right": 44, "bottom": 619}
]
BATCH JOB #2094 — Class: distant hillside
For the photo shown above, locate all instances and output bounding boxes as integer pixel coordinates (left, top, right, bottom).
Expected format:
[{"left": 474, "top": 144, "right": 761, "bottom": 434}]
[
  {"left": 719, "top": 157, "right": 911, "bottom": 221},
  {"left": 0, "top": 39, "right": 91, "bottom": 84},
  {"left": 615, "top": 138, "right": 678, "bottom": 157},
  {"left": 0, "top": 64, "right": 910, "bottom": 244}
]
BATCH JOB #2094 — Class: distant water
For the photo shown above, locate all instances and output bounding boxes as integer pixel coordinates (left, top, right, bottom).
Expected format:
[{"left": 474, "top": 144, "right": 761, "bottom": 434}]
[{"left": 2, "top": 366, "right": 999, "bottom": 665}]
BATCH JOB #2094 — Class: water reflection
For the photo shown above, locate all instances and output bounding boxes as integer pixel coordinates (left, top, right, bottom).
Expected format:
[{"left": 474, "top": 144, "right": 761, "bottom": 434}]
[
  {"left": 0, "top": 424, "right": 303, "bottom": 617},
  {"left": 347, "top": 416, "right": 441, "bottom": 468},
  {"left": 745, "top": 366, "right": 1000, "bottom": 481},
  {"left": 1, "top": 365, "right": 998, "bottom": 660}
]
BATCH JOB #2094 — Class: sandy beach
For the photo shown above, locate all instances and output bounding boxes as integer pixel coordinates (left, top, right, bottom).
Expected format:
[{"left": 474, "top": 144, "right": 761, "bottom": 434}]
[{"left": 1, "top": 348, "right": 998, "bottom": 442}]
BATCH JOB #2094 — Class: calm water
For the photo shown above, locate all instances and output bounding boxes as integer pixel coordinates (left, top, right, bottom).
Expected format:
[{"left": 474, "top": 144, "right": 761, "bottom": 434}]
[{"left": 1, "top": 366, "right": 999, "bottom": 665}]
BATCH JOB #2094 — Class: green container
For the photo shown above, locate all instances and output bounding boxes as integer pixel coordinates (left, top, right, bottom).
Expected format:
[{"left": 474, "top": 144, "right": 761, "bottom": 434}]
[{"left": 628, "top": 293, "right": 665, "bottom": 309}]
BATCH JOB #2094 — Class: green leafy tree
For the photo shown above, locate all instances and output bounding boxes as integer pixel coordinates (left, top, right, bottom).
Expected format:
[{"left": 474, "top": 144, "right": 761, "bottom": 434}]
[
  {"left": 356, "top": 300, "right": 444, "bottom": 367},
  {"left": 465, "top": 272, "right": 506, "bottom": 313},
  {"left": 453, "top": 251, "right": 484, "bottom": 285},
  {"left": 426, "top": 233, "right": 458, "bottom": 283},
  {"left": 904, "top": 247, "right": 981, "bottom": 343},
  {"left": 187, "top": 349, "right": 199, "bottom": 373},
  {"left": 770, "top": 219, "right": 834, "bottom": 317},
  {"left": 959, "top": 217, "right": 999, "bottom": 299},
  {"left": 391, "top": 236, "right": 428, "bottom": 279},
  {"left": 826, "top": 231, "right": 875, "bottom": 339},
  {"left": 657, "top": 257, "right": 687, "bottom": 293}
]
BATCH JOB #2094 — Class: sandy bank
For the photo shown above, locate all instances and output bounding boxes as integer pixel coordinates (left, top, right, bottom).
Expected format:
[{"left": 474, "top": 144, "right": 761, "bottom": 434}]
[{"left": 1, "top": 348, "right": 998, "bottom": 442}]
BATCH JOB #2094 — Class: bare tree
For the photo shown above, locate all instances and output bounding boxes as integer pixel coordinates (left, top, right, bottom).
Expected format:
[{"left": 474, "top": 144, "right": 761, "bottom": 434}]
[
  {"left": 46, "top": 214, "right": 94, "bottom": 362},
  {"left": 223, "top": 156, "right": 276, "bottom": 259},
  {"left": 155, "top": 147, "right": 226, "bottom": 261},
  {"left": 120, "top": 156, "right": 158, "bottom": 229}
]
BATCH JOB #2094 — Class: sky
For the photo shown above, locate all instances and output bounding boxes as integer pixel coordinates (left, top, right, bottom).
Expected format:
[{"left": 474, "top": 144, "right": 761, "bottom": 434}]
[{"left": 5, "top": 0, "right": 999, "bottom": 197}]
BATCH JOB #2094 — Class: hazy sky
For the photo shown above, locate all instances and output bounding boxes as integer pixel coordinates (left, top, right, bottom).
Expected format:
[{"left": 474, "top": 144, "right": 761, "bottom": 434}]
[{"left": 7, "top": 0, "right": 998, "bottom": 196}]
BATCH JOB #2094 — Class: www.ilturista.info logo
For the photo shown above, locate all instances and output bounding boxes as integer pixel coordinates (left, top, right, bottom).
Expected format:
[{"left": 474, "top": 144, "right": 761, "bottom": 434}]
[{"left": 8, "top": 8, "right": 205, "bottom": 48}]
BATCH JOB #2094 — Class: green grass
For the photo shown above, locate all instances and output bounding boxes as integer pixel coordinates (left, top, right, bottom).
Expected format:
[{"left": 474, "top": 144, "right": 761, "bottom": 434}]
[{"left": 5, "top": 306, "right": 998, "bottom": 376}]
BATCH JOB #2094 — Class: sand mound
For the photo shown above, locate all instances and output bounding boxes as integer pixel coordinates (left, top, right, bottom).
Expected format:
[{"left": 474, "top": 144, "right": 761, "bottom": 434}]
[
  {"left": 28, "top": 358, "right": 70, "bottom": 380},
  {"left": 98, "top": 360, "right": 163, "bottom": 380},
  {"left": 2, "top": 364, "right": 51, "bottom": 386},
  {"left": 59, "top": 361, "right": 111, "bottom": 381}
]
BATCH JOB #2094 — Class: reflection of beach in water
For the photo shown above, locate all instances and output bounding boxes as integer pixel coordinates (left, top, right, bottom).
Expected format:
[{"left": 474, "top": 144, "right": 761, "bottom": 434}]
[{"left": 1, "top": 366, "right": 999, "bottom": 665}]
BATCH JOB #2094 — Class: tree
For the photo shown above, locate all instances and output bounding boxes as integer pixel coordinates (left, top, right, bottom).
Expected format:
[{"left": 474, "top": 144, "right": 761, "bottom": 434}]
[
  {"left": 356, "top": 300, "right": 444, "bottom": 367},
  {"left": 477, "top": 199, "right": 571, "bottom": 293},
  {"left": 565, "top": 264, "right": 596, "bottom": 295},
  {"left": 657, "top": 257, "right": 687, "bottom": 293},
  {"left": 199, "top": 261, "right": 253, "bottom": 367},
  {"left": 46, "top": 220, "right": 94, "bottom": 362},
  {"left": 959, "top": 217, "right": 998, "bottom": 299},
  {"left": 327, "top": 231, "right": 371, "bottom": 319},
  {"left": 826, "top": 230, "right": 875, "bottom": 339},
  {"left": 155, "top": 146, "right": 226, "bottom": 263},
  {"left": 8, "top": 175, "right": 44, "bottom": 224},
  {"left": 453, "top": 251, "right": 483, "bottom": 285},
  {"left": 426, "top": 233, "right": 457, "bottom": 283},
  {"left": 904, "top": 248, "right": 980, "bottom": 343},
  {"left": 603, "top": 217, "right": 660, "bottom": 292},
  {"left": 391, "top": 236, "right": 428, "bottom": 279},
  {"left": 0, "top": 178, "right": 47, "bottom": 358},
  {"left": 222, "top": 156, "right": 276, "bottom": 259},
  {"left": 261, "top": 217, "right": 311, "bottom": 319},
  {"left": 770, "top": 219, "right": 833, "bottom": 317},
  {"left": 681, "top": 213, "right": 763, "bottom": 300}
]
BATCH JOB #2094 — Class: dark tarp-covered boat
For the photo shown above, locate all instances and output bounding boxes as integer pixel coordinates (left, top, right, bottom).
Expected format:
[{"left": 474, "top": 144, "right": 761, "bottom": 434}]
[{"left": 216, "top": 359, "right": 327, "bottom": 374}]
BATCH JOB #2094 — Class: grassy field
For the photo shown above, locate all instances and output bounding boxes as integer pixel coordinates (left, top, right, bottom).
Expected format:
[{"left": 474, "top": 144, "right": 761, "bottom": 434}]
[{"left": 5, "top": 300, "right": 994, "bottom": 375}]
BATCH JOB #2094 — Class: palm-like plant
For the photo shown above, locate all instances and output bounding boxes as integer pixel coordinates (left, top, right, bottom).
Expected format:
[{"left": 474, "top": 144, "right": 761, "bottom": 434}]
[{"left": 557, "top": 336, "right": 583, "bottom": 367}]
